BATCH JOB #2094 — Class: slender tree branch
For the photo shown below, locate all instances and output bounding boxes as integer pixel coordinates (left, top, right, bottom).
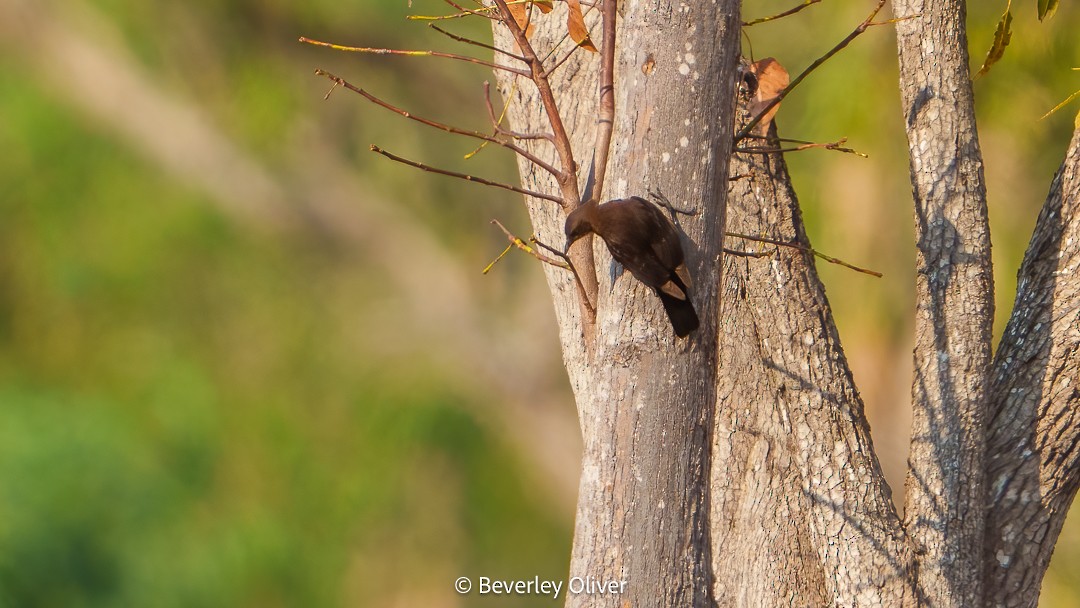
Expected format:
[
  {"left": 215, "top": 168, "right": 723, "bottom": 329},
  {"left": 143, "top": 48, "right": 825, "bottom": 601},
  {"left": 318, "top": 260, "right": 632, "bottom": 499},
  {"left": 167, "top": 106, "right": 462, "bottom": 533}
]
[
  {"left": 491, "top": 0, "right": 579, "bottom": 201},
  {"left": 486, "top": 219, "right": 596, "bottom": 313},
  {"left": 489, "top": 218, "right": 570, "bottom": 269},
  {"left": 725, "top": 231, "right": 882, "bottom": 277},
  {"left": 408, "top": 0, "right": 496, "bottom": 21},
  {"left": 299, "top": 36, "right": 529, "bottom": 76},
  {"left": 737, "top": 137, "right": 868, "bottom": 157},
  {"left": 315, "top": 69, "right": 562, "bottom": 177},
  {"left": 484, "top": 81, "right": 555, "bottom": 142},
  {"left": 428, "top": 23, "right": 526, "bottom": 62},
  {"left": 734, "top": 0, "right": 888, "bottom": 142},
  {"left": 583, "top": 0, "right": 617, "bottom": 206},
  {"left": 370, "top": 145, "right": 564, "bottom": 204},
  {"left": 743, "top": 0, "right": 822, "bottom": 26}
]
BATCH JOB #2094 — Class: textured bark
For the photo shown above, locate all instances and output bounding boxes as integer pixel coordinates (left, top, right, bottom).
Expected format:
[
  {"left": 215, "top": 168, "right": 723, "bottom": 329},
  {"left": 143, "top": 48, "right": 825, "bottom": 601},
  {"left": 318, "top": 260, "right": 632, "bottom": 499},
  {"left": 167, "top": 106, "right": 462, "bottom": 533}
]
[
  {"left": 493, "top": 1, "right": 741, "bottom": 606},
  {"left": 983, "top": 129, "right": 1080, "bottom": 607},
  {"left": 894, "top": 1, "right": 994, "bottom": 605},
  {"left": 712, "top": 123, "right": 917, "bottom": 606}
]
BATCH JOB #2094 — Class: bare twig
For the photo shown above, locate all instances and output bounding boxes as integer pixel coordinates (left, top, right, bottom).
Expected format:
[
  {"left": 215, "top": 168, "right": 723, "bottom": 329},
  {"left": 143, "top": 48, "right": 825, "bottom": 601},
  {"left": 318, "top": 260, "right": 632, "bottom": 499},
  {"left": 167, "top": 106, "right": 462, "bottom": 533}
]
[
  {"left": 490, "top": 219, "right": 570, "bottom": 269},
  {"left": 486, "top": 220, "right": 596, "bottom": 313},
  {"left": 484, "top": 81, "right": 555, "bottom": 142},
  {"left": 725, "top": 231, "right": 882, "bottom": 277},
  {"left": 737, "top": 137, "right": 868, "bottom": 157},
  {"left": 734, "top": 0, "right": 889, "bottom": 142},
  {"left": 491, "top": 0, "right": 580, "bottom": 202},
  {"left": 408, "top": 0, "right": 496, "bottom": 21},
  {"left": 315, "top": 69, "right": 562, "bottom": 176},
  {"left": 583, "top": 0, "right": 617, "bottom": 206},
  {"left": 743, "top": 0, "right": 822, "bottom": 26},
  {"left": 724, "top": 246, "right": 775, "bottom": 258},
  {"left": 429, "top": 23, "right": 526, "bottom": 61},
  {"left": 531, "top": 235, "right": 596, "bottom": 314},
  {"left": 299, "top": 36, "right": 528, "bottom": 77},
  {"left": 370, "top": 145, "right": 565, "bottom": 204}
]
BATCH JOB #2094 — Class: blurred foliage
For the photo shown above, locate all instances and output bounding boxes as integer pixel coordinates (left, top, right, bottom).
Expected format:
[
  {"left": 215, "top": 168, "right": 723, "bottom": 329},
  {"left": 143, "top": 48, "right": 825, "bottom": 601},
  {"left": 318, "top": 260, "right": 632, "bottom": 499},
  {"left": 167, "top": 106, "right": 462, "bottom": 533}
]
[{"left": 0, "top": 0, "right": 1078, "bottom": 606}]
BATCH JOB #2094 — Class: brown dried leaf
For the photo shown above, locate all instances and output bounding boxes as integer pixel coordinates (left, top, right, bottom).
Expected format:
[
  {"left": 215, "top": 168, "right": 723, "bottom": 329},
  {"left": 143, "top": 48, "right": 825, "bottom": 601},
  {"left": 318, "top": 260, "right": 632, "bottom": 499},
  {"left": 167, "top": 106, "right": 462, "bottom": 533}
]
[
  {"left": 534, "top": 0, "right": 554, "bottom": 13},
  {"left": 505, "top": 3, "right": 536, "bottom": 39},
  {"left": 749, "top": 57, "right": 789, "bottom": 134},
  {"left": 566, "top": 0, "right": 598, "bottom": 52}
]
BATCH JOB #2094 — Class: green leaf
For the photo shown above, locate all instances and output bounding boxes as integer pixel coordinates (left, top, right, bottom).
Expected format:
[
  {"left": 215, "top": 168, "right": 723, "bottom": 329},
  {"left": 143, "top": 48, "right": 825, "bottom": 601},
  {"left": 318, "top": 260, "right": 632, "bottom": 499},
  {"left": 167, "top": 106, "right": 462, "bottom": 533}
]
[
  {"left": 975, "top": 6, "right": 1012, "bottom": 80},
  {"left": 1037, "top": 0, "right": 1060, "bottom": 21}
]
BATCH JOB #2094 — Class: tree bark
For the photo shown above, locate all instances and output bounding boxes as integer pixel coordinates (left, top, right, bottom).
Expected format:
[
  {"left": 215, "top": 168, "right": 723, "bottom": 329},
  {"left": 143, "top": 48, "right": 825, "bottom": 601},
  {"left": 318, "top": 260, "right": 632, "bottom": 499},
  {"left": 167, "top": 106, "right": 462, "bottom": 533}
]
[
  {"left": 983, "top": 129, "right": 1080, "bottom": 607},
  {"left": 711, "top": 113, "right": 915, "bottom": 605},
  {"left": 894, "top": 1, "right": 994, "bottom": 605},
  {"left": 494, "top": 1, "right": 740, "bottom": 605}
]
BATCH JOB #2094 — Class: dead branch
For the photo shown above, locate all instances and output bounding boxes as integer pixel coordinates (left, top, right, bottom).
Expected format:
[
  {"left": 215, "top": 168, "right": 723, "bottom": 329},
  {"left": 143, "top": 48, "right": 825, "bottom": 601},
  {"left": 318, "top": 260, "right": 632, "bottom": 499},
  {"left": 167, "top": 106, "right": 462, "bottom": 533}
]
[
  {"left": 743, "top": 0, "right": 822, "bottom": 26},
  {"left": 299, "top": 36, "right": 528, "bottom": 76},
  {"left": 486, "top": 219, "right": 596, "bottom": 313},
  {"left": 370, "top": 144, "right": 564, "bottom": 204},
  {"left": 484, "top": 81, "right": 555, "bottom": 142},
  {"left": 737, "top": 137, "right": 868, "bottom": 157},
  {"left": 428, "top": 23, "right": 526, "bottom": 62},
  {"left": 583, "top": 0, "right": 617, "bottom": 205},
  {"left": 725, "top": 231, "right": 882, "bottom": 277},
  {"left": 491, "top": 0, "right": 580, "bottom": 202},
  {"left": 489, "top": 219, "right": 571, "bottom": 269},
  {"left": 314, "top": 69, "right": 561, "bottom": 176}
]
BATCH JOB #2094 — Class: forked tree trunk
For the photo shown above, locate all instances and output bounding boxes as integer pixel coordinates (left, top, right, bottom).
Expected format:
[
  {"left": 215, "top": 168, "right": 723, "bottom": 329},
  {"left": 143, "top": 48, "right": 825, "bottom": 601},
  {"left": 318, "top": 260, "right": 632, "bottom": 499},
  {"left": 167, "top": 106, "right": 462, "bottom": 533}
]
[{"left": 492, "top": 1, "right": 1080, "bottom": 606}]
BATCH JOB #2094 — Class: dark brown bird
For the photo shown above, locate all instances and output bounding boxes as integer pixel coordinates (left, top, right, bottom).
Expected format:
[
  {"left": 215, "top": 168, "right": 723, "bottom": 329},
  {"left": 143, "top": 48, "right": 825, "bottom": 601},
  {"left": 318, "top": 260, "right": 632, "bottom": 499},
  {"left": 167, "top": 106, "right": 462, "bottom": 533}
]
[{"left": 564, "top": 196, "right": 699, "bottom": 337}]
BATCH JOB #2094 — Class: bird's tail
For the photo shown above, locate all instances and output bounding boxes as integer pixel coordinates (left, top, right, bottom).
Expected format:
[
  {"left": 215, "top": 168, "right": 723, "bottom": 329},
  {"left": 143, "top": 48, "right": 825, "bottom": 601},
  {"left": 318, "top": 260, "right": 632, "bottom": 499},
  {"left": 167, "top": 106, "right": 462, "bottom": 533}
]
[{"left": 657, "top": 292, "right": 699, "bottom": 338}]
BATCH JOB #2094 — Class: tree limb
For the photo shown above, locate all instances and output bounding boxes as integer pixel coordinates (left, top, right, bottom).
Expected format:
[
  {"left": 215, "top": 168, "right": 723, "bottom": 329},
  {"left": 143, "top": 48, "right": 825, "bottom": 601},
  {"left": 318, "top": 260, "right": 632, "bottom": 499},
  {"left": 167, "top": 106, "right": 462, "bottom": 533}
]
[
  {"left": 983, "top": 128, "right": 1080, "bottom": 608},
  {"left": 894, "top": 1, "right": 995, "bottom": 605}
]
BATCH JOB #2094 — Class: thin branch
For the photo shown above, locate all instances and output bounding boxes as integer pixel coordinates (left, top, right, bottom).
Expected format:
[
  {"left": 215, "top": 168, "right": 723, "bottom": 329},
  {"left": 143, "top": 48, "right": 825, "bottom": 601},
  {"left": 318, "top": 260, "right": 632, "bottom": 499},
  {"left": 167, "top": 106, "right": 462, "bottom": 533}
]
[
  {"left": 584, "top": 0, "right": 617, "bottom": 206},
  {"left": 299, "top": 36, "right": 528, "bottom": 77},
  {"left": 485, "top": 220, "right": 596, "bottom": 313},
  {"left": 408, "top": 0, "right": 496, "bottom": 21},
  {"left": 370, "top": 145, "right": 565, "bottom": 204},
  {"left": 483, "top": 242, "right": 515, "bottom": 273},
  {"left": 724, "top": 246, "right": 775, "bottom": 258},
  {"left": 491, "top": 0, "right": 579, "bottom": 203},
  {"left": 737, "top": 137, "right": 868, "bottom": 157},
  {"left": 484, "top": 81, "right": 555, "bottom": 141},
  {"left": 734, "top": 0, "right": 888, "bottom": 142},
  {"left": 315, "top": 69, "right": 561, "bottom": 177},
  {"left": 428, "top": 23, "right": 526, "bottom": 62},
  {"left": 743, "top": 0, "right": 822, "bottom": 26},
  {"left": 490, "top": 219, "right": 570, "bottom": 269},
  {"left": 725, "top": 231, "right": 883, "bottom": 277}
]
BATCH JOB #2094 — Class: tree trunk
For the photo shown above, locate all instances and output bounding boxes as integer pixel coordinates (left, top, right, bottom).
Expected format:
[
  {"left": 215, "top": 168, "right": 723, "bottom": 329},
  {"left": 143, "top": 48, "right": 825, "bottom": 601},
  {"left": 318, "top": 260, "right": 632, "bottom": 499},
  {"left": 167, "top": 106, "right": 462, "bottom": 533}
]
[
  {"left": 495, "top": 1, "right": 741, "bottom": 605},
  {"left": 491, "top": 1, "right": 1080, "bottom": 606}
]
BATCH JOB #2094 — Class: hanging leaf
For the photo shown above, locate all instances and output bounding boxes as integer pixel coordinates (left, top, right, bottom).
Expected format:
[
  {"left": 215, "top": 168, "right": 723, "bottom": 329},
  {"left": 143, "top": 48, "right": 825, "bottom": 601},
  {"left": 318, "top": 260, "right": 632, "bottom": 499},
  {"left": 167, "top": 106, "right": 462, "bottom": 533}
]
[
  {"left": 505, "top": 3, "right": 535, "bottom": 39},
  {"left": 534, "top": 0, "right": 554, "bottom": 13},
  {"left": 749, "top": 57, "right": 789, "bottom": 134},
  {"left": 975, "top": 4, "right": 1012, "bottom": 80},
  {"left": 566, "top": 0, "right": 598, "bottom": 52},
  {"left": 1037, "top": 0, "right": 1060, "bottom": 21}
]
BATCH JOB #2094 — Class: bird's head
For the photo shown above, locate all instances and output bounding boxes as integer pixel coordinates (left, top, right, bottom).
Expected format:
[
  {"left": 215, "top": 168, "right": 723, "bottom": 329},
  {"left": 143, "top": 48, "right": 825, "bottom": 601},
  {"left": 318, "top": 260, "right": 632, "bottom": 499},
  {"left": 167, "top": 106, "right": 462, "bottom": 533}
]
[{"left": 563, "top": 202, "right": 595, "bottom": 252}]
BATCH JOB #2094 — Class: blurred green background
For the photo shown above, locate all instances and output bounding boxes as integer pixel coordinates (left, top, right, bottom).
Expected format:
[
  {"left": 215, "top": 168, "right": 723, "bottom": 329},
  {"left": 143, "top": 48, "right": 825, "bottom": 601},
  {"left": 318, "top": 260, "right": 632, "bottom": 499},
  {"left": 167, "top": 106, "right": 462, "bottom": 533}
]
[{"left": 0, "top": 0, "right": 1077, "bottom": 606}]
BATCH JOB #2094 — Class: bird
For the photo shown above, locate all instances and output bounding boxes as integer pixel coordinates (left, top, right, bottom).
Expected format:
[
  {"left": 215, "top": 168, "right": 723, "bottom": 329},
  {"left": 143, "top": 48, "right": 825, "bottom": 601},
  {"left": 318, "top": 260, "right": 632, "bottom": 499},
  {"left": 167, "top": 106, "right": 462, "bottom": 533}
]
[{"left": 564, "top": 196, "right": 699, "bottom": 337}]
